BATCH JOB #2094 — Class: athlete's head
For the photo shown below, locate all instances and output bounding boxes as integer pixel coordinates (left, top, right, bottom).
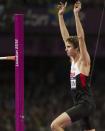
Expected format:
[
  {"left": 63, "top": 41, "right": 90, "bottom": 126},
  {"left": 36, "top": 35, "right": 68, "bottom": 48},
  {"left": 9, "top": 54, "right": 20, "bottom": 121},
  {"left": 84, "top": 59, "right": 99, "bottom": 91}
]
[{"left": 65, "top": 36, "right": 80, "bottom": 57}]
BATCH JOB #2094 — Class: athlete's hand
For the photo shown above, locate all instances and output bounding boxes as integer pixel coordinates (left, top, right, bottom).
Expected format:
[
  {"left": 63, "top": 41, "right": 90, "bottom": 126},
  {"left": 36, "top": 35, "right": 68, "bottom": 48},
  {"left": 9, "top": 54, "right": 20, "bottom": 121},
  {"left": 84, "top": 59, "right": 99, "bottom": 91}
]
[
  {"left": 57, "top": 1, "right": 67, "bottom": 15},
  {"left": 73, "top": 1, "right": 81, "bottom": 14}
]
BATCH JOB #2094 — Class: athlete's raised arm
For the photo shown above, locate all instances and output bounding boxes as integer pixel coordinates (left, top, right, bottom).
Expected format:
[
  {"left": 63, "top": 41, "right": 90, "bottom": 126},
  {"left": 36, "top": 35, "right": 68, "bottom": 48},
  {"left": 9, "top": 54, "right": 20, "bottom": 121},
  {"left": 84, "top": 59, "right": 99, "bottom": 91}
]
[
  {"left": 73, "top": 1, "right": 90, "bottom": 64},
  {"left": 57, "top": 1, "right": 70, "bottom": 46}
]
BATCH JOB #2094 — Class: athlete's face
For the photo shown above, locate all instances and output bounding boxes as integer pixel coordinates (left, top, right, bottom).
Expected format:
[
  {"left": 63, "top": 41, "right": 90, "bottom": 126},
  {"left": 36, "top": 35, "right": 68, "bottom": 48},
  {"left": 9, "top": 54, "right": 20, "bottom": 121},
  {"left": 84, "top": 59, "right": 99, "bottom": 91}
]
[{"left": 65, "top": 42, "right": 77, "bottom": 57}]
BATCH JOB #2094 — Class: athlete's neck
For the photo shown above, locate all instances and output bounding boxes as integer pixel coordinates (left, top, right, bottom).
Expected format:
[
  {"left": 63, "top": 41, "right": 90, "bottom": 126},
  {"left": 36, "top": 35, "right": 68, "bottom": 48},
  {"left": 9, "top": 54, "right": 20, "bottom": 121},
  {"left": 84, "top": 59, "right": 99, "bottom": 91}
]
[{"left": 71, "top": 53, "right": 80, "bottom": 64}]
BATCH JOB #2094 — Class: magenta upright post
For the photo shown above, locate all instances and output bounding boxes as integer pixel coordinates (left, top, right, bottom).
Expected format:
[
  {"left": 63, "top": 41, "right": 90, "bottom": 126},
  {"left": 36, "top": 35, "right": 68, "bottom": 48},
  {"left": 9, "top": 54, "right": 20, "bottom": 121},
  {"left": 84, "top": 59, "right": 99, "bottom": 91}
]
[{"left": 15, "top": 14, "right": 24, "bottom": 131}]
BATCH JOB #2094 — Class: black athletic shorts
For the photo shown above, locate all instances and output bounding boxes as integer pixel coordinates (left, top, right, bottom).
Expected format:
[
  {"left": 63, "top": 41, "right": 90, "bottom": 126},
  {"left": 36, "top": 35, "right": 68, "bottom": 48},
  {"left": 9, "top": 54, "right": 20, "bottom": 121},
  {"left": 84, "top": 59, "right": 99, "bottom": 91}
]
[{"left": 66, "top": 101, "right": 95, "bottom": 130}]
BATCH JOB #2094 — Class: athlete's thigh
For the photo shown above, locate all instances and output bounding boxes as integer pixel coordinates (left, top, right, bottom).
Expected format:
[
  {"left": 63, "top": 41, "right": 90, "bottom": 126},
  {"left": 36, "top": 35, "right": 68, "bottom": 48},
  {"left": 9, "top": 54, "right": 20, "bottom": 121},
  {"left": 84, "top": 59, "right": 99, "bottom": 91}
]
[
  {"left": 66, "top": 103, "right": 86, "bottom": 122},
  {"left": 52, "top": 112, "right": 72, "bottom": 128}
]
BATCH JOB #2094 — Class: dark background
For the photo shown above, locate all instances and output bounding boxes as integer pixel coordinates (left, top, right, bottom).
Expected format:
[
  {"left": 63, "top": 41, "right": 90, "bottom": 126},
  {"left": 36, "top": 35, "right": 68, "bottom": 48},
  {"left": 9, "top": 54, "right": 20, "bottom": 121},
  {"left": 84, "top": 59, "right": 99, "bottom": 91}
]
[{"left": 0, "top": 0, "right": 105, "bottom": 131}]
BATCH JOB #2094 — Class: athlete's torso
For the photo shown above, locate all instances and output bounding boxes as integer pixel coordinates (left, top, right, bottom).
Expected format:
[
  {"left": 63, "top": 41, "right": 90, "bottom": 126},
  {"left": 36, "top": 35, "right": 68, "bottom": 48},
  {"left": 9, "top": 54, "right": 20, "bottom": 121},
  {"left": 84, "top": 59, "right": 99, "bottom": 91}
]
[{"left": 70, "top": 61, "right": 94, "bottom": 104}]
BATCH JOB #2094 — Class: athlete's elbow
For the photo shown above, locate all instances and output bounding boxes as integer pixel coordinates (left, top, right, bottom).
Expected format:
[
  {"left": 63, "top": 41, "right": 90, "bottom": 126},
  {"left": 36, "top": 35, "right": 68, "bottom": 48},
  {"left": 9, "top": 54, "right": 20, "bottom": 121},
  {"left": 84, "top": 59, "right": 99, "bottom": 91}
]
[
  {"left": 78, "top": 35, "right": 84, "bottom": 40},
  {"left": 78, "top": 36, "right": 86, "bottom": 44}
]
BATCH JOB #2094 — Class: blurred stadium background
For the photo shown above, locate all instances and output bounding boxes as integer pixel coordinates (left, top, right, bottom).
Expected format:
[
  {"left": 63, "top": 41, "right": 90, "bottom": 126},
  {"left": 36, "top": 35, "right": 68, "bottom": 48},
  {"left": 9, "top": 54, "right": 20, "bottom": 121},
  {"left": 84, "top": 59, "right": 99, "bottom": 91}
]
[{"left": 0, "top": 0, "right": 105, "bottom": 131}]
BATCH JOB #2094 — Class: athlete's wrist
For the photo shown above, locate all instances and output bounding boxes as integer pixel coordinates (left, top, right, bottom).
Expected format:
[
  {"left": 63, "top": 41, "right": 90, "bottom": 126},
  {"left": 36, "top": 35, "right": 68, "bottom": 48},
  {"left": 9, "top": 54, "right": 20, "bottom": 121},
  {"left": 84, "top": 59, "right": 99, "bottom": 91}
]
[
  {"left": 74, "top": 12, "right": 79, "bottom": 17},
  {"left": 58, "top": 13, "right": 64, "bottom": 16}
]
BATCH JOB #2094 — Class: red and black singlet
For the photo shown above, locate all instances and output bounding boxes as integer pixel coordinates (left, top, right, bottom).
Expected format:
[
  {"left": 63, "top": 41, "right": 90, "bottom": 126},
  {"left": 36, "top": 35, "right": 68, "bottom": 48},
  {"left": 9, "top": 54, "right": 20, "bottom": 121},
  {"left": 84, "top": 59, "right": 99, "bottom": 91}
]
[{"left": 70, "top": 61, "right": 95, "bottom": 105}]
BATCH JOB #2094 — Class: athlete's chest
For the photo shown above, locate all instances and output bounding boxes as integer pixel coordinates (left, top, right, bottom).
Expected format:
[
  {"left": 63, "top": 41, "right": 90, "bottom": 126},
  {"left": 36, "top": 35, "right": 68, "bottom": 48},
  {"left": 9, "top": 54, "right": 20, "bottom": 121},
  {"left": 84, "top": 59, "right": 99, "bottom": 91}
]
[
  {"left": 70, "top": 62, "right": 80, "bottom": 89},
  {"left": 70, "top": 62, "right": 80, "bottom": 78}
]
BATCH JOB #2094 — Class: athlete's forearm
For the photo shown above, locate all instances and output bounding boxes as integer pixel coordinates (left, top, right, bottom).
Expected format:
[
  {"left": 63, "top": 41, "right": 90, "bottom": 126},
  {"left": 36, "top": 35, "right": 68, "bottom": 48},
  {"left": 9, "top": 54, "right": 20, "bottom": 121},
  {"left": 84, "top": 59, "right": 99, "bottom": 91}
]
[
  {"left": 74, "top": 12, "right": 85, "bottom": 39},
  {"left": 58, "top": 14, "right": 70, "bottom": 43},
  {"left": 74, "top": 12, "right": 89, "bottom": 60}
]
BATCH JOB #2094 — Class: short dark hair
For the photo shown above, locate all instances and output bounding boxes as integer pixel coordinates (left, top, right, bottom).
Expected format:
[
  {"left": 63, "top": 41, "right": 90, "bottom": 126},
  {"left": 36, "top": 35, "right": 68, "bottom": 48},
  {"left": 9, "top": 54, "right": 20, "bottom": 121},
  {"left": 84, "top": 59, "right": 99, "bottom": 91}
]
[{"left": 66, "top": 36, "right": 79, "bottom": 50}]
